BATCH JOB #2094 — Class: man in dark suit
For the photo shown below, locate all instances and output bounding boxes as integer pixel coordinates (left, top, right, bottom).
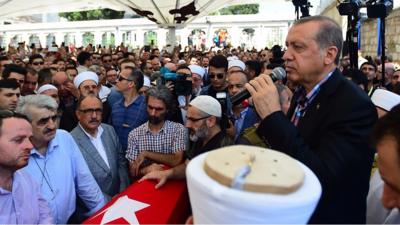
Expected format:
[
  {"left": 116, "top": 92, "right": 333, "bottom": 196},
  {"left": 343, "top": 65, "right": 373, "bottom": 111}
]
[
  {"left": 70, "top": 95, "right": 130, "bottom": 222},
  {"left": 246, "top": 16, "right": 377, "bottom": 223}
]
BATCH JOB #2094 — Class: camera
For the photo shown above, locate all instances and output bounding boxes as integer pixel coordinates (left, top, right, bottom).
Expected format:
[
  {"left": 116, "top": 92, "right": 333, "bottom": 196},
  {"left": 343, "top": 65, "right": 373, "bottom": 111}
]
[{"left": 163, "top": 72, "right": 192, "bottom": 96}]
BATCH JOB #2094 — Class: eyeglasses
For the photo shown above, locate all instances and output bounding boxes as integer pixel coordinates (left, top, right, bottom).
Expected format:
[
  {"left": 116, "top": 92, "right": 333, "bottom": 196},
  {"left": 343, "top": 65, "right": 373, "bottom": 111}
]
[
  {"left": 37, "top": 115, "right": 58, "bottom": 126},
  {"left": 186, "top": 115, "right": 210, "bottom": 122},
  {"left": 78, "top": 108, "right": 103, "bottom": 114},
  {"left": 117, "top": 74, "right": 133, "bottom": 82},
  {"left": 209, "top": 73, "right": 225, "bottom": 80},
  {"left": 103, "top": 59, "right": 112, "bottom": 63},
  {"left": 32, "top": 61, "right": 44, "bottom": 66}
]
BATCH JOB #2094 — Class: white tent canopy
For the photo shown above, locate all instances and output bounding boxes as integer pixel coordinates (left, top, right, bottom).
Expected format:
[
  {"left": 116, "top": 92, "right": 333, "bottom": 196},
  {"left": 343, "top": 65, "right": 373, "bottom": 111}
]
[{"left": 0, "top": 0, "right": 325, "bottom": 27}]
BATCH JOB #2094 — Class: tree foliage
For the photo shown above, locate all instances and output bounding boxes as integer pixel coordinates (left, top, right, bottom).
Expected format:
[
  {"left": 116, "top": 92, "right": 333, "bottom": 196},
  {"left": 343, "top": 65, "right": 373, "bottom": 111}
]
[
  {"left": 59, "top": 8, "right": 125, "bottom": 21},
  {"left": 210, "top": 4, "right": 259, "bottom": 15}
]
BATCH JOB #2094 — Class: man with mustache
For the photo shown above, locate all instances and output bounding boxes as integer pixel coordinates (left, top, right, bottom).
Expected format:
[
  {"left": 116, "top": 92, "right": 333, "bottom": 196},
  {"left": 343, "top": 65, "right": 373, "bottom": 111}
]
[
  {"left": 16, "top": 95, "right": 105, "bottom": 224},
  {"left": 74, "top": 71, "right": 111, "bottom": 123},
  {"left": 140, "top": 95, "right": 233, "bottom": 188},
  {"left": 0, "top": 110, "right": 54, "bottom": 224},
  {"left": 246, "top": 16, "right": 377, "bottom": 223},
  {"left": 126, "top": 86, "right": 187, "bottom": 178},
  {"left": 70, "top": 95, "right": 130, "bottom": 222}
]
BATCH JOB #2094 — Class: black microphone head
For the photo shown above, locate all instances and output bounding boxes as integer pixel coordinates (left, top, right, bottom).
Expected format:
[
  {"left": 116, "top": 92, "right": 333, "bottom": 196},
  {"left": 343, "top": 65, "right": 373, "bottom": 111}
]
[{"left": 270, "top": 67, "right": 286, "bottom": 82}]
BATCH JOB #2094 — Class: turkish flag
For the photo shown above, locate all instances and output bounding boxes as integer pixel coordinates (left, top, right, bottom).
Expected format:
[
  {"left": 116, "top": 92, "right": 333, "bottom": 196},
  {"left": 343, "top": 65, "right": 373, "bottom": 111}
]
[{"left": 83, "top": 180, "right": 190, "bottom": 224}]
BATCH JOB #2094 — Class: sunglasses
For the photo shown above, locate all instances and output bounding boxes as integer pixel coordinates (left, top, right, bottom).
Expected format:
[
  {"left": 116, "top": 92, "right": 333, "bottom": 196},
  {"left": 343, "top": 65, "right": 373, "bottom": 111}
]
[
  {"left": 103, "top": 59, "right": 112, "bottom": 63},
  {"left": 209, "top": 73, "right": 225, "bottom": 79},
  {"left": 79, "top": 108, "right": 103, "bottom": 114},
  {"left": 32, "top": 61, "right": 44, "bottom": 66},
  {"left": 117, "top": 74, "right": 133, "bottom": 82}
]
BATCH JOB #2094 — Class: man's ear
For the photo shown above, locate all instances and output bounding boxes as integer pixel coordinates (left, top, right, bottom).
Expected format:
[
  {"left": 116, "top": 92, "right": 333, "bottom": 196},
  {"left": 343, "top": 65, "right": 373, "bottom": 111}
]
[
  {"left": 324, "top": 46, "right": 339, "bottom": 65},
  {"left": 206, "top": 116, "right": 216, "bottom": 128}
]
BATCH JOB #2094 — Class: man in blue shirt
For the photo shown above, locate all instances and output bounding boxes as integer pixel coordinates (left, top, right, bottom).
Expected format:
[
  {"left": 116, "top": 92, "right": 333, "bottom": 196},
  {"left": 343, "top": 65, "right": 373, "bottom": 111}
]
[
  {"left": 0, "top": 110, "right": 54, "bottom": 224},
  {"left": 111, "top": 68, "right": 148, "bottom": 151},
  {"left": 16, "top": 95, "right": 105, "bottom": 224}
]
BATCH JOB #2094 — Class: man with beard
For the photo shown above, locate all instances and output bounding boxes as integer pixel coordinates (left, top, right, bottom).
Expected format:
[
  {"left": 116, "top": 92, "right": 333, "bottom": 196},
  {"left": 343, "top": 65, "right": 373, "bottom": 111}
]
[
  {"left": 140, "top": 95, "right": 233, "bottom": 188},
  {"left": 73, "top": 71, "right": 111, "bottom": 123},
  {"left": 126, "top": 86, "right": 187, "bottom": 178},
  {"left": 16, "top": 95, "right": 105, "bottom": 224},
  {"left": 70, "top": 95, "right": 129, "bottom": 222}
]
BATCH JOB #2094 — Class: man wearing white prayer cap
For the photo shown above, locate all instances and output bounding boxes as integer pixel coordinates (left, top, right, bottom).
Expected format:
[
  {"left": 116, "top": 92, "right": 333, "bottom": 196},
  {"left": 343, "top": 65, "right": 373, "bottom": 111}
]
[
  {"left": 188, "top": 65, "right": 205, "bottom": 97},
  {"left": 74, "top": 71, "right": 111, "bottom": 123},
  {"left": 227, "top": 59, "right": 245, "bottom": 75},
  {"left": 140, "top": 95, "right": 233, "bottom": 189},
  {"left": 37, "top": 84, "right": 60, "bottom": 106}
]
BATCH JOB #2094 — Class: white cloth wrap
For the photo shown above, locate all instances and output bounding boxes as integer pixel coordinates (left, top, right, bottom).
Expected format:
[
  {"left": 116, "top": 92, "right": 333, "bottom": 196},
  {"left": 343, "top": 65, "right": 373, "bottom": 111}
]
[{"left": 186, "top": 152, "right": 322, "bottom": 224}]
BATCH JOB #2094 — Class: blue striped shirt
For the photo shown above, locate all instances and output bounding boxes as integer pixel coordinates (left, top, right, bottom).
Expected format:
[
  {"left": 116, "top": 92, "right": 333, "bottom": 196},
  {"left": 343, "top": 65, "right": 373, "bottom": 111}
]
[{"left": 111, "top": 95, "right": 148, "bottom": 150}]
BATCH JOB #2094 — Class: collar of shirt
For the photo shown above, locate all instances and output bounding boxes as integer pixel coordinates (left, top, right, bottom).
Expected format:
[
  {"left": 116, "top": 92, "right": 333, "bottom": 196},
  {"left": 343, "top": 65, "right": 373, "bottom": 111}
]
[
  {"left": 30, "top": 130, "right": 60, "bottom": 158},
  {"left": 145, "top": 121, "right": 168, "bottom": 135},
  {"left": 78, "top": 123, "right": 103, "bottom": 141},
  {"left": 294, "top": 70, "right": 335, "bottom": 107},
  {"left": 233, "top": 107, "right": 249, "bottom": 120}
]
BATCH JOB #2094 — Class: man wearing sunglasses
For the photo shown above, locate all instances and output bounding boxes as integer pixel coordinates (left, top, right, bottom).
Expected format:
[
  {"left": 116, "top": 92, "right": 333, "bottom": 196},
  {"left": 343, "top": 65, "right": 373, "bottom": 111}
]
[
  {"left": 0, "top": 110, "right": 54, "bottom": 224},
  {"left": 29, "top": 54, "right": 45, "bottom": 72},
  {"left": 17, "top": 95, "right": 105, "bottom": 224},
  {"left": 111, "top": 68, "right": 148, "bottom": 152},
  {"left": 200, "top": 55, "right": 229, "bottom": 99},
  {"left": 101, "top": 54, "right": 113, "bottom": 70}
]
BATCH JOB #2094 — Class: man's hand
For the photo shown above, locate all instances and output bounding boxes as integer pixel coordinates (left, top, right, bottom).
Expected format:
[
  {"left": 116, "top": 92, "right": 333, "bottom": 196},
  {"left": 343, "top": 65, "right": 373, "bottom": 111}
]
[
  {"left": 130, "top": 151, "right": 147, "bottom": 177},
  {"left": 245, "top": 74, "right": 282, "bottom": 119},
  {"left": 140, "top": 163, "right": 165, "bottom": 176},
  {"left": 139, "top": 169, "right": 173, "bottom": 189}
]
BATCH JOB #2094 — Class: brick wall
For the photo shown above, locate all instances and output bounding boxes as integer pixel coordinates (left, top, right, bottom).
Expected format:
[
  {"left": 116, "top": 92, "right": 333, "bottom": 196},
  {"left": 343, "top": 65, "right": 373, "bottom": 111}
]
[
  {"left": 360, "top": 8, "right": 400, "bottom": 61},
  {"left": 321, "top": 4, "right": 400, "bottom": 62}
]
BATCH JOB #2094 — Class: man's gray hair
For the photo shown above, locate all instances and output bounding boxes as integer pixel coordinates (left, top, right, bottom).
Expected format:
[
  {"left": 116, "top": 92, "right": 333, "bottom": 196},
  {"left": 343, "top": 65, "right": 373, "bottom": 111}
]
[
  {"left": 16, "top": 95, "right": 58, "bottom": 120},
  {"left": 146, "top": 85, "right": 173, "bottom": 111},
  {"left": 294, "top": 16, "right": 343, "bottom": 65}
]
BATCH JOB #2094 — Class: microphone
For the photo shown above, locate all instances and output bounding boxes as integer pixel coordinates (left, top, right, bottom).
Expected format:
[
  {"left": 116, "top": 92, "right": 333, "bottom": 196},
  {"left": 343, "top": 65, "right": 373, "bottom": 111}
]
[{"left": 230, "top": 67, "right": 286, "bottom": 106}]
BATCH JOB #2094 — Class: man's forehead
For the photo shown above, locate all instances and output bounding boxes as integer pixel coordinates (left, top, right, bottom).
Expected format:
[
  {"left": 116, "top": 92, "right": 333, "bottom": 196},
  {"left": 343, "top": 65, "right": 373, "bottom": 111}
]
[
  {"left": 0, "top": 87, "right": 20, "bottom": 94},
  {"left": 30, "top": 107, "right": 56, "bottom": 118}
]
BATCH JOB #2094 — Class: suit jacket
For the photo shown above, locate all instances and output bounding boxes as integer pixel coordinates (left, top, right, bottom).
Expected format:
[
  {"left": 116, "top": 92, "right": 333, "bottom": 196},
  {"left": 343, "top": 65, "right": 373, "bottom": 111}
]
[
  {"left": 256, "top": 69, "right": 377, "bottom": 223},
  {"left": 71, "top": 123, "right": 130, "bottom": 199},
  {"left": 238, "top": 107, "right": 260, "bottom": 137}
]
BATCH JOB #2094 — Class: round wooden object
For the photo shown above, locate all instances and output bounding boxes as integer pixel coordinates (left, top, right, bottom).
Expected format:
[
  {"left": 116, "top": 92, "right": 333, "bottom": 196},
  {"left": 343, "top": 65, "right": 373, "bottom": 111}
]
[{"left": 203, "top": 145, "right": 305, "bottom": 194}]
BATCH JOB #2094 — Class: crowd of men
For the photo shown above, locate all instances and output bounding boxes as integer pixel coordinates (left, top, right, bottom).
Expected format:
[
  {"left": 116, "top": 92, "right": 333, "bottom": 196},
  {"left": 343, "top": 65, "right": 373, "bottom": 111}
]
[{"left": 1, "top": 15, "right": 400, "bottom": 224}]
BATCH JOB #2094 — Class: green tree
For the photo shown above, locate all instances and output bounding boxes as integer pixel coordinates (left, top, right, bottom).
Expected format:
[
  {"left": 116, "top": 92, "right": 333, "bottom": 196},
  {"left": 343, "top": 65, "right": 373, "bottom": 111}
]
[
  {"left": 210, "top": 4, "right": 259, "bottom": 15},
  {"left": 59, "top": 9, "right": 125, "bottom": 21}
]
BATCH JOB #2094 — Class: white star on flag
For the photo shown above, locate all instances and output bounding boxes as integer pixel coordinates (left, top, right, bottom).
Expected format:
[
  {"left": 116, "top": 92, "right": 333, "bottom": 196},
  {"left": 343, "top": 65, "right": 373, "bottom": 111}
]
[{"left": 92, "top": 195, "right": 150, "bottom": 225}]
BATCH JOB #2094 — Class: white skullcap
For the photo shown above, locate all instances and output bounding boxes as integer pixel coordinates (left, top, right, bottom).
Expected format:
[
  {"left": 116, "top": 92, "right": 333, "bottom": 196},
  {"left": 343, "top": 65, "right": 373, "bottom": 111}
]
[
  {"left": 190, "top": 95, "right": 221, "bottom": 117},
  {"left": 228, "top": 59, "right": 245, "bottom": 71},
  {"left": 73, "top": 71, "right": 99, "bottom": 88},
  {"left": 358, "top": 58, "right": 368, "bottom": 69},
  {"left": 189, "top": 65, "right": 205, "bottom": 78},
  {"left": 37, "top": 84, "right": 58, "bottom": 94},
  {"left": 178, "top": 59, "right": 186, "bottom": 65},
  {"left": 227, "top": 56, "right": 239, "bottom": 61},
  {"left": 371, "top": 89, "right": 400, "bottom": 111}
]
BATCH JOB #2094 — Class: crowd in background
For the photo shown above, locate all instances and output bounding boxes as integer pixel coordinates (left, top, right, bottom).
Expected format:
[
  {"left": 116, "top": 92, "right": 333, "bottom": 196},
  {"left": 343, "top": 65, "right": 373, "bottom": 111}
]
[{"left": 1, "top": 15, "right": 400, "bottom": 224}]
